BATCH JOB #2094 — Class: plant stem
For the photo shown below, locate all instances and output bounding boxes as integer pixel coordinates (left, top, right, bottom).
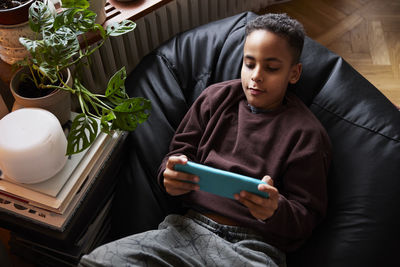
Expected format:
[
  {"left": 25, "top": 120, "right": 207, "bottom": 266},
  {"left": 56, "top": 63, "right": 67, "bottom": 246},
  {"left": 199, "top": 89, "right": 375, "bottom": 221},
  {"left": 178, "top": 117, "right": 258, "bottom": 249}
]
[
  {"left": 62, "top": 38, "right": 106, "bottom": 71},
  {"left": 27, "top": 65, "right": 40, "bottom": 89}
]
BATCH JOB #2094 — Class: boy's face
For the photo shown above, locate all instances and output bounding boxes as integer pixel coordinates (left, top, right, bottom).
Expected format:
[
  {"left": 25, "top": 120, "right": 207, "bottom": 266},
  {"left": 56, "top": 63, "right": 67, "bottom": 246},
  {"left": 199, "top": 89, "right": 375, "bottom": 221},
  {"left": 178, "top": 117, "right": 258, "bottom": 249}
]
[{"left": 241, "top": 30, "right": 302, "bottom": 110}]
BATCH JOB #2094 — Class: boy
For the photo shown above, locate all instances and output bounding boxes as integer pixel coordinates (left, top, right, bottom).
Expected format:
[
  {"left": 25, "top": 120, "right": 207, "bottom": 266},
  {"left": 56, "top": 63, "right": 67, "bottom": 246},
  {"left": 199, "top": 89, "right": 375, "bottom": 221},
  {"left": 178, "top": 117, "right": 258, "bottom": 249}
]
[{"left": 80, "top": 13, "right": 331, "bottom": 267}]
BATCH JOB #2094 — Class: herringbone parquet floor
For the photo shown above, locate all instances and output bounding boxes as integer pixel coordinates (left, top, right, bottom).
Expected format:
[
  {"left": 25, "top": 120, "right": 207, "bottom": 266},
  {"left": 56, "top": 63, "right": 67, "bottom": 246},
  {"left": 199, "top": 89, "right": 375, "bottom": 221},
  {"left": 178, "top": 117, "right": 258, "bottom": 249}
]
[{"left": 262, "top": 0, "right": 400, "bottom": 106}]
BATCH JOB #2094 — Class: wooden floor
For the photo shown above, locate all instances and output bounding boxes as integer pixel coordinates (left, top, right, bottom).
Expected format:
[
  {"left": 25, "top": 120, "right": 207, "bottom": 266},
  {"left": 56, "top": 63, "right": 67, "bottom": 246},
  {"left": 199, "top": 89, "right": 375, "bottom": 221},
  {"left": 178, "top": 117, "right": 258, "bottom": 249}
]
[{"left": 262, "top": 0, "right": 400, "bottom": 106}]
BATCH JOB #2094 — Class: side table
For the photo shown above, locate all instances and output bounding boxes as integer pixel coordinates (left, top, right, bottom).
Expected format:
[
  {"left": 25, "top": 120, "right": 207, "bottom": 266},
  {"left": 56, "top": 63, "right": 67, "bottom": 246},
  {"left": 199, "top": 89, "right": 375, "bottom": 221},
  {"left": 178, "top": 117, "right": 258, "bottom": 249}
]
[{"left": 0, "top": 130, "right": 128, "bottom": 266}]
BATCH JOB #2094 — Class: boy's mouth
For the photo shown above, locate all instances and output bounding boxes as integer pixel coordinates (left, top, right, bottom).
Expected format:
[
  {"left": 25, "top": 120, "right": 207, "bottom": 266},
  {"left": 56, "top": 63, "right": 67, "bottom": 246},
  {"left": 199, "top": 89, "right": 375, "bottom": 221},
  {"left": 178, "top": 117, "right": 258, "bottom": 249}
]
[{"left": 248, "top": 87, "right": 265, "bottom": 95}]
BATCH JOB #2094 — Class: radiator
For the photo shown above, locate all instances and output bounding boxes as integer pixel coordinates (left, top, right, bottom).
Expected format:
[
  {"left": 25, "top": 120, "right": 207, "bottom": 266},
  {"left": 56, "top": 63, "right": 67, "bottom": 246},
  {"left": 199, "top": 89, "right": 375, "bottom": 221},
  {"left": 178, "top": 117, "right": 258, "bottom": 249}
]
[{"left": 82, "top": 0, "right": 290, "bottom": 93}]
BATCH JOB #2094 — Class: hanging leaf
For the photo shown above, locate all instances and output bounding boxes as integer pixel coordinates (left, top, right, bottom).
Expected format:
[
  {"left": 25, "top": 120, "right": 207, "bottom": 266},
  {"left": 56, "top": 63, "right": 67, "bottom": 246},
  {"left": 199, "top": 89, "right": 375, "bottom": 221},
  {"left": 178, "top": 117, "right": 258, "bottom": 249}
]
[
  {"left": 105, "top": 67, "right": 128, "bottom": 105},
  {"left": 106, "top": 20, "right": 136, "bottom": 37},
  {"left": 55, "top": 8, "right": 96, "bottom": 34},
  {"left": 100, "top": 110, "right": 116, "bottom": 134},
  {"left": 29, "top": 0, "right": 55, "bottom": 33},
  {"left": 111, "top": 98, "right": 151, "bottom": 131},
  {"left": 66, "top": 113, "right": 99, "bottom": 155},
  {"left": 19, "top": 37, "right": 44, "bottom": 57},
  {"left": 94, "top": 23, "right": 107, "bottom": 39}
]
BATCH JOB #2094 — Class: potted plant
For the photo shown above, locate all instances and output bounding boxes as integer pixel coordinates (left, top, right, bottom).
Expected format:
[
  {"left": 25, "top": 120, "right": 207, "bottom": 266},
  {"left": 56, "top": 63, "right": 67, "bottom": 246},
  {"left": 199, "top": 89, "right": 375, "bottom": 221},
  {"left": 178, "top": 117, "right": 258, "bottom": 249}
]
[{"left": 12, "top": 0, "right": 151, "bottom": 155}]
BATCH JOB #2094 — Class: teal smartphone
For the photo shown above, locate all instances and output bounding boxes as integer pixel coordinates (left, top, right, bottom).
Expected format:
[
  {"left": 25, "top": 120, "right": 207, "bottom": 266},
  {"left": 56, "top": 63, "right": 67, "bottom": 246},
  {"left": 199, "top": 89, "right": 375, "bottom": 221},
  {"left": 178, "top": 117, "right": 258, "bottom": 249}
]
[{"left": 174, "top": 161, "right": 269, "bottom": 199}]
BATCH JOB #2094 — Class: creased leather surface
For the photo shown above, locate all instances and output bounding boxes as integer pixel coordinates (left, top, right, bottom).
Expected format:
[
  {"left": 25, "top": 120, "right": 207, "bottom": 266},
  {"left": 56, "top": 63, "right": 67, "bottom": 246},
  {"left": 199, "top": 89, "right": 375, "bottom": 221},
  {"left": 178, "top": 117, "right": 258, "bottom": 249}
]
[{"left": 110, "top": 11, "right": 400, "bottom": 267}]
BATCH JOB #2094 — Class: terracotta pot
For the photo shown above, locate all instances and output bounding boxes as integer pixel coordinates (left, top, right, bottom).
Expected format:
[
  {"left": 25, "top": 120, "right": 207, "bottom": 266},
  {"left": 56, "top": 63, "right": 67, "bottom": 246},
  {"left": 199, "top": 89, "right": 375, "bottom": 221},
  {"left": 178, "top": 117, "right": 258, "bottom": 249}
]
[
  {"left": 0, "top": 0, "right": 35, "bottom": 64},
  {"left": 0, "top": 21, "right": 35, "bottom": 64},
  {"left": 10, "top": 67, "right": 72, "bottom": 125},
  {"left": 0, "top": 0, "right": 55, "bottom": 65}
]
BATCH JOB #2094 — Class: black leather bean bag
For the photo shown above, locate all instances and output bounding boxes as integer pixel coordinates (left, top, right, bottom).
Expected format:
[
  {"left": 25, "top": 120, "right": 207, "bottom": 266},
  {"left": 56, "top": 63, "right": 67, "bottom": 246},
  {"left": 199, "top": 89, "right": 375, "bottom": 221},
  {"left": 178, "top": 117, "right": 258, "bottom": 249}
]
[{"left": 109, "top": 12, "right": 400, "bottom": 267}]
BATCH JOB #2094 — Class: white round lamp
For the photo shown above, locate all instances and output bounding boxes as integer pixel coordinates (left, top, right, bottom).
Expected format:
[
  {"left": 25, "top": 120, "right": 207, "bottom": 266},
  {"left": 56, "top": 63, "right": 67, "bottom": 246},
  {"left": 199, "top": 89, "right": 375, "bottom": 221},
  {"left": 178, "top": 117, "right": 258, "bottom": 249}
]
[{"left": 0, "top": 108, "right": 67, "bottom": 184}]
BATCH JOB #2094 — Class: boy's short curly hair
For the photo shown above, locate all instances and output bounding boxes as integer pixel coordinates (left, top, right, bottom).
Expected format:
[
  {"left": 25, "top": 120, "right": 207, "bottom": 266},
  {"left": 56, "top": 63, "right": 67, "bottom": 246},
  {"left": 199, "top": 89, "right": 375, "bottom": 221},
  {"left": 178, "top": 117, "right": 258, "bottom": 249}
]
[{"left": 245, "top": 13, "right": 305, "bottom": 64}]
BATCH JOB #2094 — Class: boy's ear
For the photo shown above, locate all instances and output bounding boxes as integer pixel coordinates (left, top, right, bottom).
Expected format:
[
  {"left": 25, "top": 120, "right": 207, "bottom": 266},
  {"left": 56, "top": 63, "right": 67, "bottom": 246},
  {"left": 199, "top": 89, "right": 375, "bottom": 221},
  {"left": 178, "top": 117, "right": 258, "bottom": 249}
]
[{"left": 289, "top": 63, "right": 302, "bottom": 84}]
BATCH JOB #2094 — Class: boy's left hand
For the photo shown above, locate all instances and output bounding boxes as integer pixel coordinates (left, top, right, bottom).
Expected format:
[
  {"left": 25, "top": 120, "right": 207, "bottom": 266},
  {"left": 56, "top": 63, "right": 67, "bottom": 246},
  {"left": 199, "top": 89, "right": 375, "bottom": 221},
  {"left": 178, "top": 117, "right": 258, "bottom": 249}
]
[{"left": 234, "top": 175, "right": 279, "bottom": 221}]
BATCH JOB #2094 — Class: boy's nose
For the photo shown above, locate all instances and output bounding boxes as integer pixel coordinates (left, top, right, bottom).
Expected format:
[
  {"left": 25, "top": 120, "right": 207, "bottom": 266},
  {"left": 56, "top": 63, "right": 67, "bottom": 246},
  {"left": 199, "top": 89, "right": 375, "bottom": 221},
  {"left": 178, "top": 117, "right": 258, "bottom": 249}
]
[{"left": 251, "top": 69, "right": 263, "bottom": 82}]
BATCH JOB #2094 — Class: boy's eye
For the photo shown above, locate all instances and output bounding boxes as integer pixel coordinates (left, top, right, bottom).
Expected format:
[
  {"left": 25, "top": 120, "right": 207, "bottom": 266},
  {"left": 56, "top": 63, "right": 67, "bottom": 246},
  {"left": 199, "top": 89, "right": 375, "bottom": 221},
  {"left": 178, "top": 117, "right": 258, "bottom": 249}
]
[
  {"left": 266, "top": 66, "right": 279, "bottom": 72},
  {"left": 245, "top": 63, "right": 255, "bottom": 69}
]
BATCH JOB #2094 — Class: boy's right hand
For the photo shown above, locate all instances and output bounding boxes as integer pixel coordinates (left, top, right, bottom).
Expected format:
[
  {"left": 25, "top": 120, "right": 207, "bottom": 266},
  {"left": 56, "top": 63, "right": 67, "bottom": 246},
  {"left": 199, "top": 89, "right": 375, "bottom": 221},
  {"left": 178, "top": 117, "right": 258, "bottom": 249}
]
[{"left": 163, "top": 155, "right": 200, "bottom": 196}]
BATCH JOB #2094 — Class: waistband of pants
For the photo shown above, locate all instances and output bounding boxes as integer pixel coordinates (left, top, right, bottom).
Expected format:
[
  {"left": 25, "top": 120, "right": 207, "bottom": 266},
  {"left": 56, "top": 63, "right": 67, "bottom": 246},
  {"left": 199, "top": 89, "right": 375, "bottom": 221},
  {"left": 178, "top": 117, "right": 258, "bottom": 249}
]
[{"left": 185, "top": 209, "right": 267, "bottom": 242}]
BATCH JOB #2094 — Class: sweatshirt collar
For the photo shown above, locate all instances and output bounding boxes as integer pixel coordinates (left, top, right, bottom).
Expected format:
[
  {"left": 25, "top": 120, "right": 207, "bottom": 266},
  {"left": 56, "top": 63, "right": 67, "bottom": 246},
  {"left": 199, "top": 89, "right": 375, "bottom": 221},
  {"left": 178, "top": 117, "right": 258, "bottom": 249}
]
[
  {"left": 248, "top": 104, "right": 275, "bottom": 114},
  {"left": 247, "top": 98, "right": 287, "bottom": 114}
]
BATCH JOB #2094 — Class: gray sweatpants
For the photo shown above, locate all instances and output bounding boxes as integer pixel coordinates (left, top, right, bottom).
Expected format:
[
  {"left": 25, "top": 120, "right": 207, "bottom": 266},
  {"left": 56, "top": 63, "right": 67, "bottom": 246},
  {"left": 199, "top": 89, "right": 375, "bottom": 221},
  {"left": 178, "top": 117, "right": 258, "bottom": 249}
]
[{"left": 79, "top": 210, "right": 286, "bottom": 267}]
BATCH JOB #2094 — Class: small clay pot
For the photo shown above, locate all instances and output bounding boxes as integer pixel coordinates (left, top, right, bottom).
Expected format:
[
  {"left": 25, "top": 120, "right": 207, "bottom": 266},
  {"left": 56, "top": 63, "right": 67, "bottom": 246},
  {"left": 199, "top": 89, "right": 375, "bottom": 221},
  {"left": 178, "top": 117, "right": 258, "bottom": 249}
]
[{"left": 10, "top": 67, "right": 72, "bottom": 125}]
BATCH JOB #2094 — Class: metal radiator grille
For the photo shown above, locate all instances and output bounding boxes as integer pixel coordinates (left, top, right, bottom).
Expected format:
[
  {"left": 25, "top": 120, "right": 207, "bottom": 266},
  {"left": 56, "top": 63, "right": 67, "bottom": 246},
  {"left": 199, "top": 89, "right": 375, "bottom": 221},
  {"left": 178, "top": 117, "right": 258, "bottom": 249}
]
[{"left": 82, "top": 0, "right": 289, "bottom": 93}]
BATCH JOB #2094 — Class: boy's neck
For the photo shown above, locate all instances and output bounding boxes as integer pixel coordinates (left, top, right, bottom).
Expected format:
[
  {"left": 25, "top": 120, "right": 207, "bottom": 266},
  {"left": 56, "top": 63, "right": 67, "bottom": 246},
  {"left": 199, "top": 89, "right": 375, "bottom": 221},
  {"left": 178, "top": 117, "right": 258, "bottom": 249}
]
[{"left": 248, "top": 99, "right": 286, "bottom": 114}]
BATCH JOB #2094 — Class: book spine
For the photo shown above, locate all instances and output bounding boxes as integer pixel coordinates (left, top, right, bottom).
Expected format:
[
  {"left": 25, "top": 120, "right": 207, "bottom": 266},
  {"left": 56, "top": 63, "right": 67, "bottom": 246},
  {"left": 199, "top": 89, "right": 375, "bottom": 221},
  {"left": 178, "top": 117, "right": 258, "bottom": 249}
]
[{"left": 0, "top": 194, "right": 67, "bottom": 230}]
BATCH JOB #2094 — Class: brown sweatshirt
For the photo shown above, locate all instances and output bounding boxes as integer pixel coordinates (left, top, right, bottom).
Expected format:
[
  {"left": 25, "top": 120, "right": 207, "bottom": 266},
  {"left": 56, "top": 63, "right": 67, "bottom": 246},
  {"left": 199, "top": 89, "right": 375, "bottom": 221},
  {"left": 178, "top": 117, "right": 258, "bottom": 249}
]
[{"left": 157, "top": 79, "right": 331, "bottom": 252}]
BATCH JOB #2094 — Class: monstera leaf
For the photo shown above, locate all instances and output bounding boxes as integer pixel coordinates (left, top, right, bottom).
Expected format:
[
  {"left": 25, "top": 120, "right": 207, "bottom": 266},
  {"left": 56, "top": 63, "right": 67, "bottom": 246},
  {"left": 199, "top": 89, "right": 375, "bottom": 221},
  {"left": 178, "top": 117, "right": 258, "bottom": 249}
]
[
  {"left": 28, "top": 0, "right": 55, "bottom": 33},
  {"left": 106, "top": 20, "right": 136, "bottom": 37},
  {"left": 67, "top": 113, "right": 98, "bottom": 155},
  {"left": 55, "top": 8, "right": 96, "bottom": 34},
  {"left": 111, "top": 98, "right": 151, "bottom": 131}
]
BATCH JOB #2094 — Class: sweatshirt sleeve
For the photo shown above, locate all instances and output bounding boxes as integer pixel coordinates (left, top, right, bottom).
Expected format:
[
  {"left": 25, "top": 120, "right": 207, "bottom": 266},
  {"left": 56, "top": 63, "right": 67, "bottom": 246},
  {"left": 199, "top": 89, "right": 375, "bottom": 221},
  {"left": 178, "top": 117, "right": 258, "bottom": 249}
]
[
  {"left": 241, "top": 97, "right": 332, "bottom": 252},
  {"left": 258, "top": 147, "right": 331, "bottom": 252},
  {"left": 156, "top": 90, "right": 211, "bottom": 188}
]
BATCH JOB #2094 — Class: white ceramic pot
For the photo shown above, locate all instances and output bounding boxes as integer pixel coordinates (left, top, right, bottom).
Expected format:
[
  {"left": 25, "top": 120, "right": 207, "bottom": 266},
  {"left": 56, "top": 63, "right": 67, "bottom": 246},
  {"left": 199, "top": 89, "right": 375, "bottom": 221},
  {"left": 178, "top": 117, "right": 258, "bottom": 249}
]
[{"left": 0, "top": 108, "right": 67, "bottom": 184}]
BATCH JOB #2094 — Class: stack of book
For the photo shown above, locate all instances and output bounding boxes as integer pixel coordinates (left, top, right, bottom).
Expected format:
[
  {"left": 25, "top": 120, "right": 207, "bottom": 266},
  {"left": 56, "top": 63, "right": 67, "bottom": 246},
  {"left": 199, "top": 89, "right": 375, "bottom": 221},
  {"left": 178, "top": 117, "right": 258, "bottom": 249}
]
[
  {"left": 0, "top": 116, "right": 126, "bottom": 265},
  {"left": 9, "top": 194, "right": 114, "bottom": 266}
]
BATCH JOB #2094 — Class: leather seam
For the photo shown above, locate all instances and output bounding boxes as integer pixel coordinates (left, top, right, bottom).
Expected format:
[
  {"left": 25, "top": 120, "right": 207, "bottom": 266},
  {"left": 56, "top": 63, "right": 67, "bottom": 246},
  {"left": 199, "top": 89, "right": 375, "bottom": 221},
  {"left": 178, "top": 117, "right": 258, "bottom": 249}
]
[{"left": 311, "top": 102, "right": 400, "bottom": 142}]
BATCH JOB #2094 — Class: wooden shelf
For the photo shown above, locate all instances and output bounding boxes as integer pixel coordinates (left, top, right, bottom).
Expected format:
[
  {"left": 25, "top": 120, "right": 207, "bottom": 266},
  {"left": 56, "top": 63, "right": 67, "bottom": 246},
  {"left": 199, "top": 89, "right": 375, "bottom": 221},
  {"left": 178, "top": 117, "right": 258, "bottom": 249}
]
[
  {"left": 105, "top": 0, "right": 172, "bottom": 25},
  {"left": 81, "top": 0, "right": 172, "bottom": 47}
]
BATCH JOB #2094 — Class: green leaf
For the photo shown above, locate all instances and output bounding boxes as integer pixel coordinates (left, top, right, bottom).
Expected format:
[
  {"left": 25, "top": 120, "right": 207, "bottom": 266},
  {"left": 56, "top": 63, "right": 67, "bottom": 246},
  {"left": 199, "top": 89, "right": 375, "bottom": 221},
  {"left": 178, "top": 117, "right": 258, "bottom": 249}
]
[
  {"left": 19, "top": 37, "right": 44, "bottom": 55},
  {"left": 101, "top": 109, "right": 117, "bottom": 122},
  {"left": 35, "top": 63, "right": 58, "bottom": 83},
  {"left": 55, "top": 8, "right": 96, "bottom": 34},
  {"left": 113, "top": 97, "right": 151, "bottom": 113},
  {"left": 111, "top": 98, "right": 151, "bottom": 131},
  {"left": 29, "top": 0, "right": 55, "bottom": 33},
  {"left": 105, "top": 67, "right": 128, "bottom": 105},
  {"left": 94, "top": 23, "right": 107, "bottom": 39},
  {"left": 42, "top": 26, "right": 80, "bottom": 67},
  {"left": 100, "top": 110, "right": 116, "bottom": 134},
  {"left": 106, "top": 21, "right": 136, "bottom": 37},
  {"left": 61, "top": 0, "right": 90, "bottom": 9},
  {"left": 66, "top": 113, "right": 99, "bottom": 155}
]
